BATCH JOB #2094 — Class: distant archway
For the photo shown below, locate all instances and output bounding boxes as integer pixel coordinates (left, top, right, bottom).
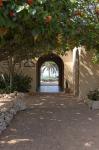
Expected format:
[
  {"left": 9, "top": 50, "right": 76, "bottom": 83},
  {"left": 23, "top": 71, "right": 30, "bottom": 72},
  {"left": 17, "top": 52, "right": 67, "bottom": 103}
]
[
  {"left": 36, "top": 54, "right": 64, "bottom": 92},
  {"left": 40, "top": 61, "right": 59, "bottom": 86}
]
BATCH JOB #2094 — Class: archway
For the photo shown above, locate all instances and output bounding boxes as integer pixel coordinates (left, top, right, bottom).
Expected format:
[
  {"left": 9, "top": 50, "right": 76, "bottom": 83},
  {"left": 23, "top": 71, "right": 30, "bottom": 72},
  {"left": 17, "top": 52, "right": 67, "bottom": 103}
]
[
  {"left": 40, "top": 61, "right": 59, "bottom": 85},
  {"left": 36, "top": 54, "right": 64, "bottom": 92}
]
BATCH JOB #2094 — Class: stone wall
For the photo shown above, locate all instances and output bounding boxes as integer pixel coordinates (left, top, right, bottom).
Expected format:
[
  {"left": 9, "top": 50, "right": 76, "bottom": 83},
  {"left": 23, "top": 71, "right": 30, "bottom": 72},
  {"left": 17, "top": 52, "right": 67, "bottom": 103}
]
[{"left": 0, "top": 93, "right": 27, "bottom": 134}]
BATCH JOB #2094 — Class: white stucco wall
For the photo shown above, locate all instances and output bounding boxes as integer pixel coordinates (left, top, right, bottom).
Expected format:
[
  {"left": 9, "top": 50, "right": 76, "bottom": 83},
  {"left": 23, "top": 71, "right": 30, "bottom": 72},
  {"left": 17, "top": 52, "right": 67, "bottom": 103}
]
[
  {"left": 61, "top": 51, "right": 73, "bottom": 91},
  {"left": 22, "top": 66, "right": 36, "bottom": 92},
  {"left": 79, "top": 49, "right": 99, "bottom": 96}
]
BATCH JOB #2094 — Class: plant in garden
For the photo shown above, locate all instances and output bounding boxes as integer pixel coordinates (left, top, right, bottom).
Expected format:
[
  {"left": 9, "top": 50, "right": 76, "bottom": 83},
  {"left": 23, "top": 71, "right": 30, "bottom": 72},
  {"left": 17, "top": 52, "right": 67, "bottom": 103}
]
[
  {"left": 0, "top": 73, "right": 32, "bottom": 93},
  {"left": 87, "top": 89, "right": 99, "bottom": 101}
]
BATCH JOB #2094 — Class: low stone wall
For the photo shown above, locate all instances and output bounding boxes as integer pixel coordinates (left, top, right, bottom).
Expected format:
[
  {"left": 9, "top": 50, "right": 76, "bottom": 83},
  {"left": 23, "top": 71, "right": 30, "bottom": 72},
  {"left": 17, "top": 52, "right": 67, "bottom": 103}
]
[{"left": 0, "top": 93, "right": 27, "bottom": 134}]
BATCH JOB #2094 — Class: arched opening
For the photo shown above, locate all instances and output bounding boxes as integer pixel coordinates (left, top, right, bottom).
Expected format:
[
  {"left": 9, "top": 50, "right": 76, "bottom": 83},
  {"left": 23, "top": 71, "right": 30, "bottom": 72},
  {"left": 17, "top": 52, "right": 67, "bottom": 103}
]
[
  {"left": 36, "top": 54, "right": 64, "bottom": 93},
  {"left": 40, "top": 61, "right": 59, "bottom": 92}
]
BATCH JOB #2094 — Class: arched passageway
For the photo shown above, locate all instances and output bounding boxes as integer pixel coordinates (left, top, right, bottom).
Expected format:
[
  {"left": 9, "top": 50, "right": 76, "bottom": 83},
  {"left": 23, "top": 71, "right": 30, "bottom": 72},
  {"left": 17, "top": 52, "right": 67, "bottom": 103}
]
[
  {"left": 36, "top": 54, "right": 64, "bottom": 93},
  {"left": 40, "top": 61, "right": 59, "bottom": 86}
]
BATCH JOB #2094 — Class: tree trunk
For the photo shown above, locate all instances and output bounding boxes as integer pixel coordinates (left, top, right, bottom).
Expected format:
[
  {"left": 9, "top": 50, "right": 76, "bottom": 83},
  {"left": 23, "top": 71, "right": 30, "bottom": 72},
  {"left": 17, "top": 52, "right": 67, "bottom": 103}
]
[
  {"left": 8, "top": 57, "right": 15, "bottom": 92},
  {"left": 48, "top": 69, "right": 50, "bottom": 80}
]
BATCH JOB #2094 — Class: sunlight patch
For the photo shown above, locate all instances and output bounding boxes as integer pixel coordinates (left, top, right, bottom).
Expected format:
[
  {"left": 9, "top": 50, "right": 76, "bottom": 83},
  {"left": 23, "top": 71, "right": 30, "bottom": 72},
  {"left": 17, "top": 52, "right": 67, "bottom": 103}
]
[{"left": 7, "top": 139, "right": 33, "bottom": 144}]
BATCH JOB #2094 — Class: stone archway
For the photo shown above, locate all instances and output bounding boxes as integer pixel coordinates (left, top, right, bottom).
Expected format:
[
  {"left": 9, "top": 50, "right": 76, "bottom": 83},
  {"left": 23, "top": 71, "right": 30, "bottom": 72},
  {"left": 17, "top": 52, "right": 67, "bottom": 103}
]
[{"left": 36, "top": 53, "right": 64, "bottom": 92}]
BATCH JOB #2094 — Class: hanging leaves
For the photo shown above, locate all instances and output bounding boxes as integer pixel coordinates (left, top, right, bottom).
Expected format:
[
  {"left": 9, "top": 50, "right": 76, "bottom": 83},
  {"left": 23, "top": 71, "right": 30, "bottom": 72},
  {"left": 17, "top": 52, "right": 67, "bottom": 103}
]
[{"left": 0, "top": 0, "right": 98, "bottom": 61}]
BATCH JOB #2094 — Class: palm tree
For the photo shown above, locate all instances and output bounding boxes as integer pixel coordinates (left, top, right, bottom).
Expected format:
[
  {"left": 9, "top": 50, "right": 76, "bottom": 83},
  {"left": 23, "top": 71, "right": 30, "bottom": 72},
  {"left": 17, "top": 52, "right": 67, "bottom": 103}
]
[{"left": 41, "top": 61, "right": 58, "bottom": 81}]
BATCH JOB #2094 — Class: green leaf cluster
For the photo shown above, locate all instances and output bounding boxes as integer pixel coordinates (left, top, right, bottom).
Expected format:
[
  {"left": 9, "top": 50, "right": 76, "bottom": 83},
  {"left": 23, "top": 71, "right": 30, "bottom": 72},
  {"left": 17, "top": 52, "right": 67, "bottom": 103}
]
[{"left": 0, "top": 0, "right": 98, "bottom": 62}]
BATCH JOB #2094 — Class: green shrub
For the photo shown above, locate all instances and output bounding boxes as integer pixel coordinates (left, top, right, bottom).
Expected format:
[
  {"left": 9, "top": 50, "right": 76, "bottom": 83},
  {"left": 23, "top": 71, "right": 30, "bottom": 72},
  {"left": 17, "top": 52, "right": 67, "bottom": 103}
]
[
  {"left": 0, "top": 73, "right": 10, "bottom": 93},
  {"left": 0, "top": 73, "right": 32, "bottom": 93},
  {"left": 41, "top": 76, "right": 58, "bottom": 82},
  {"left": 87, "top": 89, "right": 99, "bottom": 101},
  {"left": 13, "top": 73, "right": 32, "bottom": 92}
]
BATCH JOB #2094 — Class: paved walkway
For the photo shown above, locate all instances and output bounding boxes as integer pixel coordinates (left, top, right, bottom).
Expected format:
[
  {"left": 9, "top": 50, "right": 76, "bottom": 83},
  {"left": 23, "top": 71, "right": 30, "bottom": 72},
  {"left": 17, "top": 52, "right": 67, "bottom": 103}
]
[
  {"left": 38, "top": 85, "right": 61, "bottom": 93},
  {"left": 0, "top": 94, "right": 99, "bottom": 150}
]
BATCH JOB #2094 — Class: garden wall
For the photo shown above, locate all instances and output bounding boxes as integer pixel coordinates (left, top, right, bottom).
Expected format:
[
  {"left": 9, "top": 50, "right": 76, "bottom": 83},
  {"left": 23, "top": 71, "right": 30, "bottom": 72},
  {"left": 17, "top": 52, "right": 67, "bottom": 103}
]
[
  {"left": 0, "top": 93, "right": 27, "bottom": 134},
  {"left": 79, "top": 49, "right": 99, "bottom": 96}
]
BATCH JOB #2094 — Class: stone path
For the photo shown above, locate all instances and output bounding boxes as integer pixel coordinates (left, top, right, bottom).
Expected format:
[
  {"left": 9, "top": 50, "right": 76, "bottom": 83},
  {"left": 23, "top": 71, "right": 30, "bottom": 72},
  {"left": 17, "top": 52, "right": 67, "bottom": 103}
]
[{"left": 0, "top": 94, "right": 99, "bottom": 150}]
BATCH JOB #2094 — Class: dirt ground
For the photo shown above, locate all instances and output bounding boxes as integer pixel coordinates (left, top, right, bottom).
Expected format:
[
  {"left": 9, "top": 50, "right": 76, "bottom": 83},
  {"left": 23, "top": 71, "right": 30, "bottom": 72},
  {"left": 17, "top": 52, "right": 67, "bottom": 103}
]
[{"left": 0, "top": 94, "right": 99, "bottom": 150}]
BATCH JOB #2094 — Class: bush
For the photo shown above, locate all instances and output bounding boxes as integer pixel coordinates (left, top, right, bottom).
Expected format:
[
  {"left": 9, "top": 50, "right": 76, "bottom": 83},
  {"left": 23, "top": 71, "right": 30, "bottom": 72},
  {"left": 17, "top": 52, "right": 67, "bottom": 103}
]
[
  {"left": 13, "top": 73, "right": 32, "bottom": 92},
  {"left": 0, "top": 74, "right": 9, "bottom": 89},
  {"left": 0, "top": 73, "right": 32, "bottom": 93},
  {"left": 87, "top": 89, "right": 99, "bottom": 101}
]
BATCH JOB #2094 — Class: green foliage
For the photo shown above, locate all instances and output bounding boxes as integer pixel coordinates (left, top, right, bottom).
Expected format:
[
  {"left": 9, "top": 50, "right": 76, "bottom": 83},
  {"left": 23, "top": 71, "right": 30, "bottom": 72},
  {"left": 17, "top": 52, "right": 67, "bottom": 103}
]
[
  {"left": 0, "top": 0, "right": 99, "bottom": 62},
  {"left": 13, "top": 73, "right": 32, "bottom": 92},
  {"left": 0, "top": 73, "right": 32, "bottom": 93},
  {"left": 0, "top": 73, "right": 10, "bottom": 89},
  {"left": 41, "top": 76, "right": 58, "bottom": 82},
  {"left": 42, "top": 61, "right": 58, "bottom": 73},
  {"left": 92, "top": 51, "right": 99, "bottom": 63},
  {"left": 41, "top": 61, "right": 58, "bottom": 79},
  {"left": 87, "top": 89, "right": 99, "bottom": 101}
]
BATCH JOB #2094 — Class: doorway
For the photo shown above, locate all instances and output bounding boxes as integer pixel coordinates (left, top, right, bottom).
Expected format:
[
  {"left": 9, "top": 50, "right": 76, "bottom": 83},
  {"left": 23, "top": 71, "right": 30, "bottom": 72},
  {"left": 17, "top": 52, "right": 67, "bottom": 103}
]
[{"left": 36, "top": 54, "right": 64, "bottom": 93}]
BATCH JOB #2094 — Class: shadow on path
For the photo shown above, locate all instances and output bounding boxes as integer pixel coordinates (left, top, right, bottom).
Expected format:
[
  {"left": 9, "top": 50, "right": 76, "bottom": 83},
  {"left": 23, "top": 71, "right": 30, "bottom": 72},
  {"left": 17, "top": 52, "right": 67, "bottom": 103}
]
[{"left": 0, "top": 94, "right": 99, "bottom": 150}]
